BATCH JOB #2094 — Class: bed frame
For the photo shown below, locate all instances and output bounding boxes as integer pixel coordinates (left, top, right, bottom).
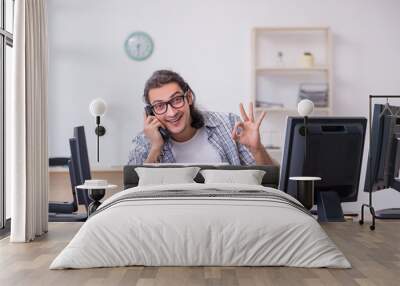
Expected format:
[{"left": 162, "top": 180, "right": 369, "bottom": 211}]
[{"left": 123, "top": 165, "right": 280, "bottom": 189}]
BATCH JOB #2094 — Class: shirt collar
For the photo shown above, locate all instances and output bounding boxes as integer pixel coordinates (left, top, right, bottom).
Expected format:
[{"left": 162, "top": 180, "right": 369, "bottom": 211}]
[{"left": 202, "top": 111, "right": 219, "bottom": 128}]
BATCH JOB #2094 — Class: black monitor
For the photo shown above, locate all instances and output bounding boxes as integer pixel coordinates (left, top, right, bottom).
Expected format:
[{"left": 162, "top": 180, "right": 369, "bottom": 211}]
[
  {"left": 279, "top": 117, "right": 367, "bottom": 221},
  {"left": 364, "top": 104, "right": 400, "bottom": 218}
]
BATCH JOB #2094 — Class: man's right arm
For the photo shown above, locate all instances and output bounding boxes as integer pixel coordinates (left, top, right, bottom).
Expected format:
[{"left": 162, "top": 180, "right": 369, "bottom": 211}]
[
  {"left": 141, "top": 113, "right": 165, "bottom": 163},
  {"left": 128, "top": 113, "right": 167, "bottom": 165},
  {"left": 127, "top": 134, "right": 151, "bottom": 165},
  {"left": 143, "top": 146, "right": 162, "bottom": 163}
]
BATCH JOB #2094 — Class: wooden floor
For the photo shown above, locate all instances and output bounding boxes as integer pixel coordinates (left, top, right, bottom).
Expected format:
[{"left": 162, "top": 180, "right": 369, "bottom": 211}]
[{"left": 1, "top": 221, "right": 400, "bottom": 286}]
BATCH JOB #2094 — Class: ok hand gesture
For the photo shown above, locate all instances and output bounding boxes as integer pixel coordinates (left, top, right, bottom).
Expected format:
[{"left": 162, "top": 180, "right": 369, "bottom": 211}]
[{"left": 231, "top": 102, "right": 266, "bottom": 152}]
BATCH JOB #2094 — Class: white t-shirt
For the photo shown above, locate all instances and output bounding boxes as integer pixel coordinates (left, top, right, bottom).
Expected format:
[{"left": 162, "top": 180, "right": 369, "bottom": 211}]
[{"left": 171, "top": 127, "right": 222, "bottom": 164}]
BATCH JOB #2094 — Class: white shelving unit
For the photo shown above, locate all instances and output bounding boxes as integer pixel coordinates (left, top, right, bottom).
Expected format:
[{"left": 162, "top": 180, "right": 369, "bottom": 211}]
[{"left": 251, "top": 27, "right": 333, "bottom": 162}]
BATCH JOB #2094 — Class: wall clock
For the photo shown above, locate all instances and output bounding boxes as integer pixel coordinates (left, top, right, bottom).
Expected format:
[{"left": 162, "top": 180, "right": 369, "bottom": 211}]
[{"left": 124, "top": 31, "right": 154, "bottom": 61}]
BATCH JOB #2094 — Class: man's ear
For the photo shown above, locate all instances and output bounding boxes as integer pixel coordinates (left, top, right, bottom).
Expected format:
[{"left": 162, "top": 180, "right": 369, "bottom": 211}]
[{"left": 187, "top": 91, "right": 194, "bottom": 105}]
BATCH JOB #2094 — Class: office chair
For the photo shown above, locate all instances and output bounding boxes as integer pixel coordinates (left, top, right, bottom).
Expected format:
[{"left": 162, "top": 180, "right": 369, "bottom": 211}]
[
  {"left": 73, "top": 126, "right": 93, "bottom": 208},
  {"left": 48, "top": 157, "right": 77, "bottom": 214},
  {"left": 48, "top": 127, "right": 92, "bottom": 222},
  {"left": 48, "top": 152, "right": 87, "bottom": 221}
]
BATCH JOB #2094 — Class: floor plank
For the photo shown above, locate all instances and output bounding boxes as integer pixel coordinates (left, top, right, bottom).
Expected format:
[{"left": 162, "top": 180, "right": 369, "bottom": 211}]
[{"left": 1, "top": 221, "right": 399, "bottom": 286}]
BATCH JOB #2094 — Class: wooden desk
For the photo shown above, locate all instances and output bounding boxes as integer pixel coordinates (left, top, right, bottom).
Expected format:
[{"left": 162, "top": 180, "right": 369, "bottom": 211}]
[{"left": 49, "top": 166, "right": 124, "bottom": 213}]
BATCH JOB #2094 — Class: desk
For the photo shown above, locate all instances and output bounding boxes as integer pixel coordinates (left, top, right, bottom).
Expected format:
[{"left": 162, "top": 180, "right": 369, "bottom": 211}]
[
  {"left": 49, "top": 166, "right": 124, "bottom": 213},
  {"left": 49, "top": 165, "right": 124, "bottom": 173}
]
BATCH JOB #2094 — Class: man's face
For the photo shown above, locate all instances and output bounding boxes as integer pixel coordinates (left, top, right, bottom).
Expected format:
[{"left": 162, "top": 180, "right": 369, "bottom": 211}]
[{"left": 148, "top": 82, "right": 193, "bottom": 136}]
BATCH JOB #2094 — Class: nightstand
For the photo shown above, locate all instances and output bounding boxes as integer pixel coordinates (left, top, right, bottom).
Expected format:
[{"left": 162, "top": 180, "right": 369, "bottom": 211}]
[
  {"left": 76, "top": 184, "right": 117, "bottom": 216},
  {"left": 289, "top": 176, "right": 321, "bottom": 210}
]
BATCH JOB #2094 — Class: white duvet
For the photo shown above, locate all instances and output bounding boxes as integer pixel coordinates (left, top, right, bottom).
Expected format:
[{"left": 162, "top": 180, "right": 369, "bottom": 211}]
[{"left": 50, "top": 183, "right": 351, "bottom": 269}]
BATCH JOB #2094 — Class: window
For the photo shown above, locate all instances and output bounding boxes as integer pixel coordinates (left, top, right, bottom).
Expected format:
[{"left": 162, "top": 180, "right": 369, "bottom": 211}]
[{"left": 0, "top": 0, "right": 14, "bottom": 232}]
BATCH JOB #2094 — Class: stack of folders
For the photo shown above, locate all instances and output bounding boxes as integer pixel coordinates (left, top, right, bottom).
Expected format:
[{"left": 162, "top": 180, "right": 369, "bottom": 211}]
[{"left": 298, "top": 83, "right": 329, "bottom": 107}]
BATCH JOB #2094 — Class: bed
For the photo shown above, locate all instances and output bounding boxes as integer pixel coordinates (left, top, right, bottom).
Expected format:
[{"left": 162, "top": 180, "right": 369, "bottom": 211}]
[{"left": 50, "top": 165, "right": 350, "bottom": 269}]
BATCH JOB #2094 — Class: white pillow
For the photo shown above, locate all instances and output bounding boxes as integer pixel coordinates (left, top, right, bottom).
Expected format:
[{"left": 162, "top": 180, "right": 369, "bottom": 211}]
[
  {"left": 200, "top": 169, "right": 266, "bottom": 185},
  {"left": 135, "top": 167, "right": 200, "bottom": 186}
]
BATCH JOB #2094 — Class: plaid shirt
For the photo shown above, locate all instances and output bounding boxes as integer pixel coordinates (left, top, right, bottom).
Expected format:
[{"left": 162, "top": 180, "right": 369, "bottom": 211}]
[{"left": 127, "top": 111, "right": 256, "bottom": 165}]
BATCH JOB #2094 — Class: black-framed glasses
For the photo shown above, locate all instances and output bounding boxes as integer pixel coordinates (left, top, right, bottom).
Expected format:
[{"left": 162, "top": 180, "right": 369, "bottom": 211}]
[{"left": 149, "top": 92, "right": 188, "bottom": 115}]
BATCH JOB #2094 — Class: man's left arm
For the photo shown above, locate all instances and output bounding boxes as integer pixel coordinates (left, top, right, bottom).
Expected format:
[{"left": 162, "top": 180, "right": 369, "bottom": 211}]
[
  {"left": 230, "top": 103, "right": 277, "bottom": 166},
  {"left": 236, "top": 139, "right": 275, "bottom": 165},
  {"left": 248, "top": 144, "right": 275, "bottom": 165}
]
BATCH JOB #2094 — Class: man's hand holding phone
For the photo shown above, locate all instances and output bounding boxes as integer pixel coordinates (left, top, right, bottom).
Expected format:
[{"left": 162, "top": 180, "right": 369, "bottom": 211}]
[{"left": 143, "top": 113, "right": 166, "bottom": 163}]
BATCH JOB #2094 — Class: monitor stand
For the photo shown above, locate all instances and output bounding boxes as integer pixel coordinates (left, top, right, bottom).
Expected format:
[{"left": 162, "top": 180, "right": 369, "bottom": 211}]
[
  {"left": 316, "top": 191, "right": 345, "bottom": 222},
  {"left": 375, "top": 208, "right": 400, "bottom": 219}
]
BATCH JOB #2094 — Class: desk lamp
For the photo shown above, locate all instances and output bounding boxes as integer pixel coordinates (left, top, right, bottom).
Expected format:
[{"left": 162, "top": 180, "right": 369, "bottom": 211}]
[
  {"left": 298, "top": 99, "right": 314, "bottom": 169},
  {"left": 290, "top": 99, "right": 320, "bottom": 210},
  {"left": 89, "top": 98, "right": 107, "bottom": 162}
]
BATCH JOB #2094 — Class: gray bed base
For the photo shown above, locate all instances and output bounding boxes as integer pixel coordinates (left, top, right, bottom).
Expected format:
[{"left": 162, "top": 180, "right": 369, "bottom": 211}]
[{"left": 123, "top": 165, "right": 280, "bottom": 190}]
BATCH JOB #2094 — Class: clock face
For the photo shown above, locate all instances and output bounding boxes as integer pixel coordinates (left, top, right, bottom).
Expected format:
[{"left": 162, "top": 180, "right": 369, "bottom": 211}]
[{"left": 124, "top": 32, "right": 154, "bottom": 61}]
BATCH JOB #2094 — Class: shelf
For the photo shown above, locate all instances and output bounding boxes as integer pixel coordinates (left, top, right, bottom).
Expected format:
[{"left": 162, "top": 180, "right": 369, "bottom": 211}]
[
  {"left": 252, "top": 26, "right": 332, "bottom": 153},
  {"left": 255, "top": 107, "right": 331, "bottom": 113},
  {"left": 265, "top": 148, "right": 282, "bottom": 153},
  {"left": 254, "top": 27, "right": 330, "bottom": 32},
  {"left": 256, "top": 67, "right": 329, "bottom": 74}
]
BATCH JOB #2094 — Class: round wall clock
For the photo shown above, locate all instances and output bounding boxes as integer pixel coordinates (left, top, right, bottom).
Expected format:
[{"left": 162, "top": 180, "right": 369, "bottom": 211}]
[{"left": 124, "top": 31, "right": 154, "bottom": 61}]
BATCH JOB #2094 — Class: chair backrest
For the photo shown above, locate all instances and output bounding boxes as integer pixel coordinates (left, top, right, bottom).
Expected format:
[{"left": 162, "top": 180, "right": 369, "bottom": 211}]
[
  {"left": 70, "top": 126, "right": 92, "bottom": 209},
  {"left": 69, "top": 137, "right": 89, "bottom": 209},
  {"left": 74, "top": 126, "right": 92, "bottom": 183},
  {"left": 67, "top": 157, "right": 79, "bottom": 212}
]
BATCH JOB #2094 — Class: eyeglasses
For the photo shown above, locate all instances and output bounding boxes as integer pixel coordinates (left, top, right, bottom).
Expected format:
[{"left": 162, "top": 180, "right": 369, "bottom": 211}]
[{"left": 149, "top": 92, "right": 188, "bottom": 115}]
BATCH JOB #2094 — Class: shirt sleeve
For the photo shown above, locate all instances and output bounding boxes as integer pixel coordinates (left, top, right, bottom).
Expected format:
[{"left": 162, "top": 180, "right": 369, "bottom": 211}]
[
  {"left": 228, "top": 113, "right": 256, "bottom": 165},
  {"left": 127, "top": 133, "right": 151, "bottom": 165}
]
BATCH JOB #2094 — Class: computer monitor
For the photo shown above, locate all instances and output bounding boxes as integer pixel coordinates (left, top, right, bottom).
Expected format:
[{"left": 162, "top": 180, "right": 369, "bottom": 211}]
[
  {"left": 364, "top": 104, "right": 400, "bottom": 218},
  {"left": 279, "top": 117, "right": 367, "bottom": 221}
]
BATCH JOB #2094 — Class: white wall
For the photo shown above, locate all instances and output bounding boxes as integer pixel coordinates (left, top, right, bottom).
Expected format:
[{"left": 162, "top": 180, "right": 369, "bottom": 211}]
[{"left": 47, "top": 0, "right": 400, "bottom": 212}]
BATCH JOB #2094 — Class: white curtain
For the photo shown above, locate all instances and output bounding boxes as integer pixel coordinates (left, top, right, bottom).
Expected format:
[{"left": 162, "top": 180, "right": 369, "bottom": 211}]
[{"left": 10, "top": 0, "right": 49, "bottom": 242}]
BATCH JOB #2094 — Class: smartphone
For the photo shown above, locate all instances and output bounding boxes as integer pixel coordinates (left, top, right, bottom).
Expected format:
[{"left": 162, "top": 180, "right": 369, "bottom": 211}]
[{"left": 145, "top": 106, "right": 170, "bottom": 140}]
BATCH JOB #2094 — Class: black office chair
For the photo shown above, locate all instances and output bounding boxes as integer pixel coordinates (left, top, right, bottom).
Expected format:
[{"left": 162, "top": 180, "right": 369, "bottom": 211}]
[
  {"left": 48, "top": 157, "right": 77, "bottom": 214},
  {"left": 73, "top": 126, "right": 93, "bottom": 209},
  {"left": 48, "top": 126, "right": 92, "bottom": 222}
]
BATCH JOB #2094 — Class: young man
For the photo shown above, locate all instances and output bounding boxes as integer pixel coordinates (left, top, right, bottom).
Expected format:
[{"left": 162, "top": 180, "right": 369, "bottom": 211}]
[{"left": 128, "top": 70, "right": 274, "bottom": 165}]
